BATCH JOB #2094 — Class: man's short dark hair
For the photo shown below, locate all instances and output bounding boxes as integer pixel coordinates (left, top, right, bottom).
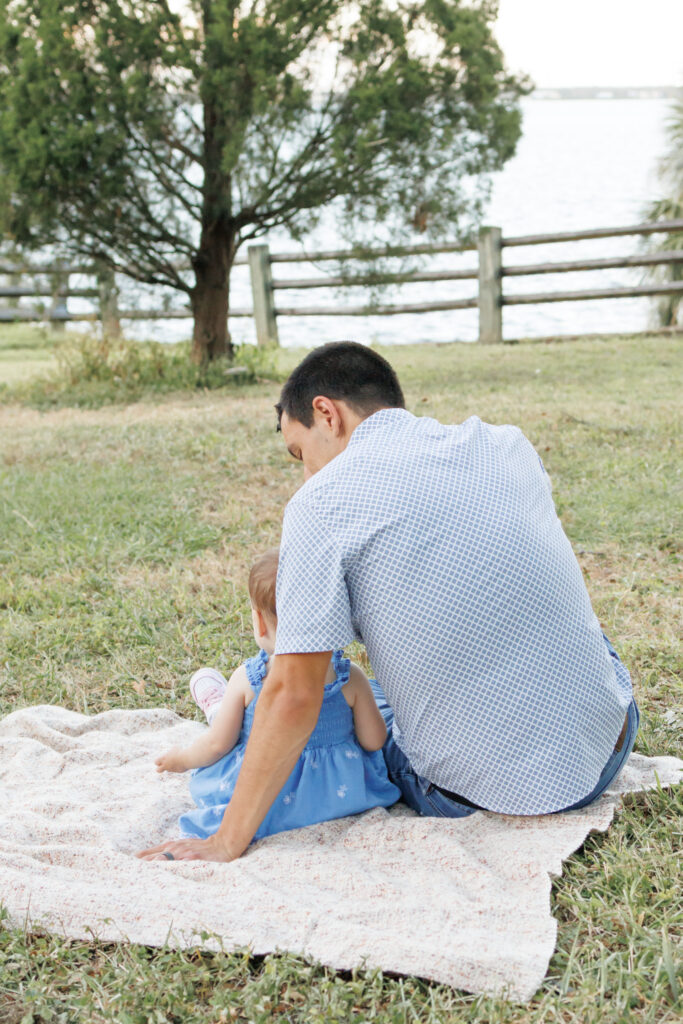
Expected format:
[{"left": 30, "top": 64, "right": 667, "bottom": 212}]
[{"left": 276, "top": 341, "right": 405, "bottom": 429}]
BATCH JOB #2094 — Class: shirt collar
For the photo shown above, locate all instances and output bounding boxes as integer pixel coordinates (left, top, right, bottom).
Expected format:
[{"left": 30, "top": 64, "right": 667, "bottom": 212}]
[{"left": 346, "top": 407, "right": 414, "bottom": 449}]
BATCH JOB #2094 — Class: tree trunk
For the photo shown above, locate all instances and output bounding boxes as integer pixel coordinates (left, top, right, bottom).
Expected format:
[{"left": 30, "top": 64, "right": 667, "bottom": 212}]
[
  {"left": 190, "top": 219, "right": 235, "bottom": 363},
  {"left": 192, "top": 1, "right": 240, "bottom": 364}
]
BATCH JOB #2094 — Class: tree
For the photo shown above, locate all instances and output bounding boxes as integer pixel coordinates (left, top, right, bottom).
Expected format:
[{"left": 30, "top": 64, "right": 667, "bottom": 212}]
[
  {"left": 0, "top": 0, "right": 527, "bottom": 362},
  {"left": 643, "top": 97, "right": 683, "bottom": 326}
]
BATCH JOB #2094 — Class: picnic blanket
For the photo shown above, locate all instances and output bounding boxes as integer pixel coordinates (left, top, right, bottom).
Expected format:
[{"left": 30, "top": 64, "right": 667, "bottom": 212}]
[{"left": 0, "top": 704, "right": 680, "bottom": 1002}]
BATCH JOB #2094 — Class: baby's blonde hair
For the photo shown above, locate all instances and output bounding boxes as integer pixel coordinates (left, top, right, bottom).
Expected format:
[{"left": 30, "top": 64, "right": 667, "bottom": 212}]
[{"left": 248, "top": 548, "right": 279, "bottom": 621}]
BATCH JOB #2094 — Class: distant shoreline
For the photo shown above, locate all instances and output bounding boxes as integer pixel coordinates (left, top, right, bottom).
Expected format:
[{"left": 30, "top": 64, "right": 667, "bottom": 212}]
[{"left": 530, "top": 86, "right": 680, "bottom": 100}]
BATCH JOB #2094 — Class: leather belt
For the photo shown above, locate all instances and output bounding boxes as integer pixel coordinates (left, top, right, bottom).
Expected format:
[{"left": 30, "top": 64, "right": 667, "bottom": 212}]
[
  {"left": 429, "top": 785, "right": 484, "bottom": 810},
  {"left": 614, "top": 712, "right": 629, "bottom": 752}
]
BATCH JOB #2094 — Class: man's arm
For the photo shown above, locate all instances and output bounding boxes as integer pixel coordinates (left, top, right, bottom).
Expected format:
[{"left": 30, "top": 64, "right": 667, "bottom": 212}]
[{"left": 137, "top": 651, "right": 331, "bottom": 862}]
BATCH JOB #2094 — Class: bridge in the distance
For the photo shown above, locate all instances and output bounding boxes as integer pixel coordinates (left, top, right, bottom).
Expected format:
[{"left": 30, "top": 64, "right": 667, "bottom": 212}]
[{"left": 531, "top": 86, "right": 681, "bottom": 100}]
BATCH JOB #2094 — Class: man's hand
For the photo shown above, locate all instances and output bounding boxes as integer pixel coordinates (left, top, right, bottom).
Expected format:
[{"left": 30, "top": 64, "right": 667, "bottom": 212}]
[
  {"left": 136, "top": 832, "right": 238, "bottom": 863},
  {"left": 155, "top": 747, "right": 188, "bottom": 773},
  {"left": 138, "top": 651, "right": 331, "bottom": 864}
]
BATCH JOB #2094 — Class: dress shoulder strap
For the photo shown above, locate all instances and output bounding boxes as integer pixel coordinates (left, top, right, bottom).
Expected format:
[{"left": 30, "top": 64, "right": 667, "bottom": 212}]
[
  {"left": 324, "top": 649, "right": 351, "bottom": 697},
  {"left": 244, "top": 648, "right": 269, "bottom": 692}
]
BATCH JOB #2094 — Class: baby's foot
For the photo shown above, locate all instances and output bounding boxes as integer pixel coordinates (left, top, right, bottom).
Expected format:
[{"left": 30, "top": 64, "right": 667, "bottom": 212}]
[{"left": 189, "top": 667, "right": 228, "bottom": 724}]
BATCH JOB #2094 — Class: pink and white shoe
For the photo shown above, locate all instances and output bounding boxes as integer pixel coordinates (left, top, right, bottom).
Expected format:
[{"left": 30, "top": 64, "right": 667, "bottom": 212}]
[{"left": 189, "top": 667, "right": 228, "bottom": 724}]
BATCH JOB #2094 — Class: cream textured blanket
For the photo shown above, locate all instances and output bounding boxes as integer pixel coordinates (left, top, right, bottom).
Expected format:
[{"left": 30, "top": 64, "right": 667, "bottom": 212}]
[{"left": 1, "top": 705, "right": 681, "bottom": 1002}]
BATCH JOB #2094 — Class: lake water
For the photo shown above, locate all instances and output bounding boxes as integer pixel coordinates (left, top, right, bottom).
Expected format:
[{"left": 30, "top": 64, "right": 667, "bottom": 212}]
[{"left": 122, "top": 98, "right": 672, "bottom": 346}]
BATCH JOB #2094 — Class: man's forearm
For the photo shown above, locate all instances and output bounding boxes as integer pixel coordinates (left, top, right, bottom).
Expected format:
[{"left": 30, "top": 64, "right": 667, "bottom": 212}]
[{"left": 212, "top": 654, "right": 328, "bottom": 857}]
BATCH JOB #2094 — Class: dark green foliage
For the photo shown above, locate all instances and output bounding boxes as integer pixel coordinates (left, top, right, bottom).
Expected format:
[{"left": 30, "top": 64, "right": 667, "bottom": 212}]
[{"left": 0, "top": 1, "right": 528, "bottom": 359}]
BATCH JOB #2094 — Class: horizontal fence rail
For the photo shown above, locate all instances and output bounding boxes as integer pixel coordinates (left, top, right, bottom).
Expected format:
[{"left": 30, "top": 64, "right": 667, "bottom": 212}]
[
  {"left": 1, "top": 218, "right": 682, "bottom": 343},
  {"left": 502, "top": 250, "right": 683, "bottom": 277},
  {"left": 244, "top": 238, "right": 478, "bottom": 264},
  {"left": 271, "top": 267, "right": 480, "bottom": 289},
  {"left": 501, "top": 219, "right": 683, "bottom": 246},
  {"left": 503, "top": 281, "right": 683, "bottom": 305},
  {"left": 274, "top": 298, "right": 479, "bottom": 317},
  {"left": 0, "top": 307, "right": 253, "bottom": 322},
  {"left": 0, "top": 287, "right": 98, "bottom": 299}
]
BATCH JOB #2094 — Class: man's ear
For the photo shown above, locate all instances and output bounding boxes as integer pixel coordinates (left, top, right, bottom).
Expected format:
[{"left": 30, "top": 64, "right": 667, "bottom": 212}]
[{"left": 311, "top": 395, "right": 344, "bottom": 436}]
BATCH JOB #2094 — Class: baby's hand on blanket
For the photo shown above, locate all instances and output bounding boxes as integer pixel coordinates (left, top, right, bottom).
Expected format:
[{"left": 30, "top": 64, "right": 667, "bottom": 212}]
[{"left": 155, "top": 747, "right": 188, "bottom": 773}]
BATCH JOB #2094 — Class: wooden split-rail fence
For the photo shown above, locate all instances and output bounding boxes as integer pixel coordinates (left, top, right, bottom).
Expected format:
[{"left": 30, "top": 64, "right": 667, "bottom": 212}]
[{"left": 1, "top": 219, "right": 682, "bottom": 344}]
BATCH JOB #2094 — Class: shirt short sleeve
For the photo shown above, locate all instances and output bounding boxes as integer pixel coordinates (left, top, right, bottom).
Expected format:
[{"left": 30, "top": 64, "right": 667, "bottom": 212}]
[{"left": 274, "top": 495, "right": 358, "bottom": 655}]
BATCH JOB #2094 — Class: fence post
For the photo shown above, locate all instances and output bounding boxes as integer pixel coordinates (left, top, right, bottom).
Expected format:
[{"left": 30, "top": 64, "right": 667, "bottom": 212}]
[
  {"left": 48, "top": 260, "right": 70, "bottom": 330},
  {"left": 248, "top": 244, "right": 279, "bottom": 346},
  {"left": 97, "top": 264, "right": 121, "bottom": 338},
  {"left": 7, "top": 268, "right": 21, "bottom": 312},
  {"left": 477, "top": 226, "right": 503, "bottom": 343}
]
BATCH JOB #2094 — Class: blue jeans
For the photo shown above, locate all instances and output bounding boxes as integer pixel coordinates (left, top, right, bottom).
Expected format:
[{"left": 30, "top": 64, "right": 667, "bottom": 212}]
[{"left": 370, "top": 637, "right": 639, "bottom": 818}]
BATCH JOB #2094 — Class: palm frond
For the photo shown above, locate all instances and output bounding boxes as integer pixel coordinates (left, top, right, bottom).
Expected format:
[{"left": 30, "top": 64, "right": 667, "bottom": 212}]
[{"left": 642, "top": 100, "right": 683, "bottom": 325}]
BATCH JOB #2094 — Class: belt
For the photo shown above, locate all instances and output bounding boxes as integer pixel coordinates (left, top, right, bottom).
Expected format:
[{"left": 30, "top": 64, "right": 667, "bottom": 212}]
[
  {"left": 429, "top": 785, "right": 484, "bottom": 810},
  {"left": 432, "top": 711, "right": 631, "bottom": 811},
  {"left": 614, "top": 712, "right": 629, "bottom": 752}
]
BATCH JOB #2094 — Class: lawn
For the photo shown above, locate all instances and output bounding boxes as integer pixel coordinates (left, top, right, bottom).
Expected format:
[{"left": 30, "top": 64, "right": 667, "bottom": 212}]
[
  {"left": 0, "top": 330, "right": 681, "bottom": 1023},
  {"left": 0, "top": 324, "right": 58, "bottom": 385}
]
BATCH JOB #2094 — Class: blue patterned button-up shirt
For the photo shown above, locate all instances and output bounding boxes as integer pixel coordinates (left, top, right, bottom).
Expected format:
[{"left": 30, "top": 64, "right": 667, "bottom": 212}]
[{"left": 275, "top": 408, "right": 632, "bottom": 814}]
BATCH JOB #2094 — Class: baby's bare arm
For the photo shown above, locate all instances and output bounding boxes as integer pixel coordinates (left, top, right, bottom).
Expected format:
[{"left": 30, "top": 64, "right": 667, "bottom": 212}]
[
  {"left": 342, "top": 663, "right": 388, "bottom": 751},
  {"left": 155, "top": 665, "right": 252, "bottom": 772}
]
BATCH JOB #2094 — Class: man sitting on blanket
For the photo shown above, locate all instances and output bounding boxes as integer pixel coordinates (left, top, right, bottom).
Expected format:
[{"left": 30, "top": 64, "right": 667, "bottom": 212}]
[{"left": 140, "top": 341, "right": 638, "bottom": 863}]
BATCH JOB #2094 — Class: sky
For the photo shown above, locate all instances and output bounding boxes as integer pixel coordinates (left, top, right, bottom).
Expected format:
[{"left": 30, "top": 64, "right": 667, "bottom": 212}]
[
  {"left": 494, "top": 0, "right": 683, "bottom": 88},
  {"left": 168, "top": 1, "right": 683, "bottom": 91}
]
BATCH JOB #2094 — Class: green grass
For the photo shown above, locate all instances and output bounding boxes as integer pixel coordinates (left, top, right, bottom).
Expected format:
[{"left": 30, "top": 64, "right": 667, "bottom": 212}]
[
  {"left": 0, "top": 324, "right": 58, "bottom": 384},
  {"left": 0, "top": 332, "right": 681, "bottom": 1022}
]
